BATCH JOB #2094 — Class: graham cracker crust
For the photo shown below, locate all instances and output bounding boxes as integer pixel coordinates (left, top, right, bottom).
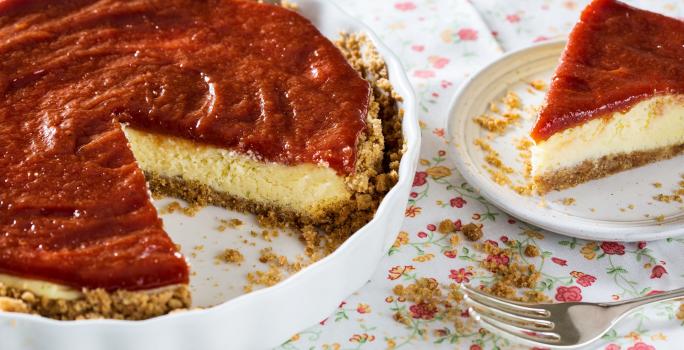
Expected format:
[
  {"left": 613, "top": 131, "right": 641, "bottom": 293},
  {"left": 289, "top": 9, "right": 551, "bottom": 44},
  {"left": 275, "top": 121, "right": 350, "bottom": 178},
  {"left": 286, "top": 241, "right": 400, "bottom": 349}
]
[
  {"left": 535, "top": 143, "right": 684, "bottom": 193},
  {"left": 0, "top": 284, "right": 190, "bottom": 320}
]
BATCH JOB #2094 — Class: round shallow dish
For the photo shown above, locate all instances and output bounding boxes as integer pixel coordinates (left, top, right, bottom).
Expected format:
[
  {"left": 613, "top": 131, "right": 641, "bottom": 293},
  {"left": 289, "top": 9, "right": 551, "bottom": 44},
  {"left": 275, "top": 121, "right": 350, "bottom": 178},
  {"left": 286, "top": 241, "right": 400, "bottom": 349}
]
[
  {"left": 447, "top": 39, "right": 684, "bottom": 242},
  {"left": 0, "top": 1, "right": 420, "bottom": 349}
]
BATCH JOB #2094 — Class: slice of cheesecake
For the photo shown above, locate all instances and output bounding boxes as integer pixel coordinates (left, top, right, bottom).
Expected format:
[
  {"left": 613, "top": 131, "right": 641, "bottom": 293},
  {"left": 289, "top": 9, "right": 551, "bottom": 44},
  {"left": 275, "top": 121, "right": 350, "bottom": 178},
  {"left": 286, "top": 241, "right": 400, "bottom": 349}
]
[
  {"left": 0, "top": 0, "right": 400, "bottom": 320},
  {"left": 531, "top": 0, "right": 684, "bottom": 193}
]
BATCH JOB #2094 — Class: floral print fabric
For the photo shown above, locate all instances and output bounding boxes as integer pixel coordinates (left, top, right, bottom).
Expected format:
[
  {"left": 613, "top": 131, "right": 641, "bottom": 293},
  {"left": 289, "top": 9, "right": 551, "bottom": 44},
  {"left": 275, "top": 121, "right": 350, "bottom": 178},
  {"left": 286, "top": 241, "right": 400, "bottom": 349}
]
[{"left": 279, "top": 1, "right": 684, "bottom": 349}]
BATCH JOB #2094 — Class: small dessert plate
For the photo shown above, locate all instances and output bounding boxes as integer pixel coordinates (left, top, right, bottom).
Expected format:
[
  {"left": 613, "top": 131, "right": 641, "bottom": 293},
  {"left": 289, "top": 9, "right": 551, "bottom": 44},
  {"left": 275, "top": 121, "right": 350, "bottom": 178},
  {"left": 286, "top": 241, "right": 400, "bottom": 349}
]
[{"left": 447, "top": 39, "right": 684, "bottom": 242}]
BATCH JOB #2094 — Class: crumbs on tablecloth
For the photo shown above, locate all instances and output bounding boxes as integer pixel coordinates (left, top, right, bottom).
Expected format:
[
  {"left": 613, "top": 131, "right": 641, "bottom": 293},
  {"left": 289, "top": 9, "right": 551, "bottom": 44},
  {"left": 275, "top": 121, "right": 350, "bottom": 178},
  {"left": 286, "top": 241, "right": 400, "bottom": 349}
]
[
  {"left": 462, "top": 223, "right": 483, "bottom": 241},
  {"left": 524, "top": 244, "right": 540, "bottom": 258},
  {"left": 438, "top": 219, "right": 457, "bottom": 234},
  {"left": 529, "top": 80, "right": 547, "bottom": 91}
]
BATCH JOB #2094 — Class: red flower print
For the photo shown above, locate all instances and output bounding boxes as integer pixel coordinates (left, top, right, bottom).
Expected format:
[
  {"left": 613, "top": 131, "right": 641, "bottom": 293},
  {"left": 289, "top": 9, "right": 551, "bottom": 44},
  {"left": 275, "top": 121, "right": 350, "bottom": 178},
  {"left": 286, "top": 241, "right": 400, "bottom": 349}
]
[
  {"left": 627, "top": 342, "right": 655, "bottom": 350},
  {"left": 571, "top": 271, "right": 596, "bottom": 287},
  {"left": 605, "top": 344, "right": 621, "bottom": 350},
  {"left": 414, "top": 70, "right": 435, "bottom": 78},
  {"left": 412, "top": 171, "right": 427, "bottom": 187},
  {"left": 469, "top": 344, "right": 482, "bottom": 350},
  {"left": 486, "top": 253, "right": 509, "bottom": 266},
  {"left": 409, "top": 303, "right": 436, "bottom": 319},
  {"left": 409, "top": 192, "right": 418, "bottom": 198},
  {"left": 450, "top": 197, "right": 467, "bottom": 208},
  {"left": 506, "top": 14, "right": 521, "bottom": 23},
  {"left": 443, "top": 250, "right": 457, "bottom": 259},
  {"left": 449, "top": 268, "right": 473, "bottom": 283},
  {"left": 427, "top": 224, "right": 436, "bottom": 231},
  {"left": 637, "top": 241, "right": 647, "bottom": 250},
  {"left": 438, "top": 150, "right": 446, "bottom": 157},
  {"left": 411, "top": 44, "right": 424, "bottom": 52},
  {"left": 394, "top": 1, "right": 416, "bottom": 11},
  {"left": 500, "top": 235, "right": 509, "bottom": 243},
  {"left": 457, "top": 28, "right": 478, "bottom": 41},
  {"left": 417, "top": 231, "right": 427, "bottom": 238},
  {"left": 533, "top": 35, "right": 550, "bottom": 42},
  {"left": 440, "top": 80, "right": 453, "bottom": 89},
  {"left": 600, "top": 242, "right": 625, "bottom": 255},
  {"left": 555, "top": 286, "right": 582, "bottom": 302},
  {"left": 507, "top": 218, "right": 516, "bottom": 224},
  {"left": 454, "top": 219, "right": 462, "bottom": 231},
  {"left": 650, "top": 265, "right": 667, "bottom": 279},
  {"left": 551, "top": 257, "right": 567, "bottom": 266},
  {"left": 647, "top": 290, "right": 664, "bottom": 296},
  {"left": 433, "top": 128, "right": 445, "bottom": 137}
]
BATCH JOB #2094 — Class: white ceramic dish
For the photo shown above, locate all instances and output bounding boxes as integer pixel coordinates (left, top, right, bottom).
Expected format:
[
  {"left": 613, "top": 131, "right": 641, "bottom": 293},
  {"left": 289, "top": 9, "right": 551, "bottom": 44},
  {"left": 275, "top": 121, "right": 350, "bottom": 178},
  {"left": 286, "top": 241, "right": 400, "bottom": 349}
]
[
  {"left": 0, "top": 1, "right": 420, "bottom": 349},
  {"left": 447, "top": 39, "right": 684, "bottom": 242}
]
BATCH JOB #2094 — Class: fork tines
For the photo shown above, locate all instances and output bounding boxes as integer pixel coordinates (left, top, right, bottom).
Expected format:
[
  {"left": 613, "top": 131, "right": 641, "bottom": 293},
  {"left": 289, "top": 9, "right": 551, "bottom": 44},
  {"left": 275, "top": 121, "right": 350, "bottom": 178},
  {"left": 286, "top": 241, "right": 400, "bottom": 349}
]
[{"left": 461, "top": 284, "right": 562, "bottom": 344}]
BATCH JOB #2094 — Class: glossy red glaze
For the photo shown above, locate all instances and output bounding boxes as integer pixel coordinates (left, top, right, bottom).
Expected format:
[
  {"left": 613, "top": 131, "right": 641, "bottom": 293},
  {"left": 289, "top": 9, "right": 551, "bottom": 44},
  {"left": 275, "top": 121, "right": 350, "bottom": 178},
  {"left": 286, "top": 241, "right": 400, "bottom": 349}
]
[
  {"left": 531, "top": 0, "right": 684, "bottom": 142},
  {"left": 0, "top": 0, "right": 368, "bottom": 290}
]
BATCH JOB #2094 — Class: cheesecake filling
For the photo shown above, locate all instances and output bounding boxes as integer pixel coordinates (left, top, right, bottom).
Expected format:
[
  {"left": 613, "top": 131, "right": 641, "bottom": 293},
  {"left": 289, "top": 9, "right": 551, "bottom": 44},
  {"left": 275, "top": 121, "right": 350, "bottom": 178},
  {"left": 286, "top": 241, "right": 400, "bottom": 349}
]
[
  {"left": 532, "top": 95, "right": 684, "bottom": 177},
  {"left": 124, "top": 127, "right": 353, "bottom": 216},
  {"left": 0, "top": 273, "right": 82, "bottom": 301}
]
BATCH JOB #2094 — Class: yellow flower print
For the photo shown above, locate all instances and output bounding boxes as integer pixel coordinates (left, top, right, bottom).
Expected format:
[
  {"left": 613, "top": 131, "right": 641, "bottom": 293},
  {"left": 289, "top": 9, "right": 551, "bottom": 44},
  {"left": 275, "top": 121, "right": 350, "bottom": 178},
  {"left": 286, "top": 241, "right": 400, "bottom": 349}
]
[
  {"left": 523, "top": 229, "right": 544, "bottom": 240},
  {"left": 392, "top": 231, "right": 409, "bottom": 248},
  {"left": 350, "top": 333, "right": 376, "bottom": 343},
  {"left": 426, "top": 166, "right": 451, "bottom": 179},
  {"left": 412, "top": 253, "right": 435, "bottom": 263},
  {"left": 386, "top": 338, "right": 397, "bottom": 349},
  {"left": 419, "top": 158, "right": 430, "bottom": 166},
  {"left": 580, "top": 241, "right": 598, "bottom": 260}
]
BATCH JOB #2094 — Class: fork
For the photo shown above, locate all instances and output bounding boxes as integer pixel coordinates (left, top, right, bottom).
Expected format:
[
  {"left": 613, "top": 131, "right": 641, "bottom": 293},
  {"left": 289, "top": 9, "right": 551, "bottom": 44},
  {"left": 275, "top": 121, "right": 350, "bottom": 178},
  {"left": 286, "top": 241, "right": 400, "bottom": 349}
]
[{"left": 461, "top": 284, "right": 684, "bottom": 349}]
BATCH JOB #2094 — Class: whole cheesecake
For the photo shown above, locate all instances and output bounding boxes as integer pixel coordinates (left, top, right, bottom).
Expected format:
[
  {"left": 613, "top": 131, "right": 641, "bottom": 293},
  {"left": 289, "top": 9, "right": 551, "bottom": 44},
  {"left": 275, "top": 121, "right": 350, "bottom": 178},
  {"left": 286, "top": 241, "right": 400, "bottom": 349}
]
[
  {"left": 531, "top": 0, "right": 684, "bottom": 193},
  {"left": 0, "top": 0, "right": 399, "bottom": 319}
]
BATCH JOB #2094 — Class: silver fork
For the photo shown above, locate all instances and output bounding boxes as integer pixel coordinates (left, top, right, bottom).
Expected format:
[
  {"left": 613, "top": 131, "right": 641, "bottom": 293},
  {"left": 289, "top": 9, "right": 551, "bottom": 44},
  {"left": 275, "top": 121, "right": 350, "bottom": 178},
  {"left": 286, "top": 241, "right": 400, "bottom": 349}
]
[{"left": 461, "top": 284, "right": 684, "bottom": 349}]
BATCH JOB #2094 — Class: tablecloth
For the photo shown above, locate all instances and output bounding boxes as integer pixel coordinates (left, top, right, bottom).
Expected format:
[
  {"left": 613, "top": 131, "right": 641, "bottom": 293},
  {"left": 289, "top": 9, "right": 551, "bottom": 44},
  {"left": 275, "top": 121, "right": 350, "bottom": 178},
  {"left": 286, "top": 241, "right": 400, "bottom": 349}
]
[{"left": 278, "top": 1, "right": 684, "bottom": 349}]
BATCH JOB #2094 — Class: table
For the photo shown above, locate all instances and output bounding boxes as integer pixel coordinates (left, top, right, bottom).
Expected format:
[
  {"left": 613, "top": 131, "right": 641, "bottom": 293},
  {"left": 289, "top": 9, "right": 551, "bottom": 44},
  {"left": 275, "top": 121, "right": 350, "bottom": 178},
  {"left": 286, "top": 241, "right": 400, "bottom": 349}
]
[{"left": 279, "top": 1, "right": 684, "bottom": 349}]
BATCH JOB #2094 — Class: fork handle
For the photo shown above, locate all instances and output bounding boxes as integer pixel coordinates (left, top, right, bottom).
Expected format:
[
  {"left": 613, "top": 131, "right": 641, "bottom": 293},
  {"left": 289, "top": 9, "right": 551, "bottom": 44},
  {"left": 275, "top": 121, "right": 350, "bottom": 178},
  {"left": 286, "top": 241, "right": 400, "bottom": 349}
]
[{"left": 605, "top": 287, "right": 684, "bottom": 317}]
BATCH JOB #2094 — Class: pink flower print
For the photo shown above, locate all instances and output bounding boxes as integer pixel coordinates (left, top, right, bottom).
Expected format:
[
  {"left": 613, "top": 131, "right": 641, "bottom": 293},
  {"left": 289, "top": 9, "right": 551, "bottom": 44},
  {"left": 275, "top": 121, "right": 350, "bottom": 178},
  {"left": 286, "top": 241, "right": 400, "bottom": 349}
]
[
  {"left": 551, "top": 257, "right": 567, "bottom": 266},
  {"left": 394, "top": 2, "right": 416, "bottom": 11},
  {"left": 457, "top": 28, "right": 478, "bottom": 41},
  {"left": 414, "top": 70, "right": 435, "bottom": 78},
  {"left": 429, "top": 56, "right": 450, "bottom": 69},
  {"left": 506, "top": 14, "right": 521, "bottom": 23},
  {"left": 411, "top": 44, "right": 425, "bottom": 52},
  {"left": 450, "top": 197, "right": 466, "bottom": 208},
  {"left": 412, "top": 171, "right": 427, "bottom": 187},
  {"left": 627, "top": 343, "right": 655, "bottom": 350}
]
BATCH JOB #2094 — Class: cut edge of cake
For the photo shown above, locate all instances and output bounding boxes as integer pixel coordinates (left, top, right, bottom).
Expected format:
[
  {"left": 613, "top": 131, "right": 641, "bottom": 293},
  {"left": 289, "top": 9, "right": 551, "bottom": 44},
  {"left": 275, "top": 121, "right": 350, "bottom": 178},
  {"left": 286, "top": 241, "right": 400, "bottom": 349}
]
[{"left": 532, "top": 95, "right": 684, "bottom": 193}]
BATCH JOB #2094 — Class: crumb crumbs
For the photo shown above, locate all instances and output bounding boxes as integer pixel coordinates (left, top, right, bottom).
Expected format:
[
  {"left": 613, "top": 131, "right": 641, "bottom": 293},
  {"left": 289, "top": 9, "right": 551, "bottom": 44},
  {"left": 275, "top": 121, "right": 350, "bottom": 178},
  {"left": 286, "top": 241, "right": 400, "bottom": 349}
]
[
  {"left": 653, "top": 182, "right": 663, "bottom": 188},
  {"left": 216, "top": 248, "right": 244, "bottom": 265},
  {"left": 462, "top": 223, "right": 483, "bottom": 241},
  {"left": 159, "top": 201, "right": 200, "bottom": 216},
  {"left": 529, "top": 80, "right": 546, "bottom": 91},
  {"left": 503, "top": 91, "right": 522, "bottom": 110},
  {"left": 215, "top": 218, "right": 243, "bottom": 232},
  {"left": 523, "top": 245, "right": 540, "bottom": 258},
  {"left": 438, "top": 219, "right": 456, "bottom": 234},
  {"left": 560, "top": 198, "right": 576, "bottom": 206}
]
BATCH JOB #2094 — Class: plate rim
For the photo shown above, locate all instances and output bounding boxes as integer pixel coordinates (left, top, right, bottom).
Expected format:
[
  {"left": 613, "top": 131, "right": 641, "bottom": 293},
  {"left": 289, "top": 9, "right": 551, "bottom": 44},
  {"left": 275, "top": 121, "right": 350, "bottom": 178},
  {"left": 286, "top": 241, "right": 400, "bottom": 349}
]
[{"left": 446, "top": 39, "right": 684, "bottom": 242}]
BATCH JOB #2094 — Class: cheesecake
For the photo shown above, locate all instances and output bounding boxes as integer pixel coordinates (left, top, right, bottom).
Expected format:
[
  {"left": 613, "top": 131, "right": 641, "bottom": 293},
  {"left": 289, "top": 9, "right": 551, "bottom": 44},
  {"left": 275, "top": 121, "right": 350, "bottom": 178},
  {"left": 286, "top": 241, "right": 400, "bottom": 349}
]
[
  {"left": 0, "top": 0, "right": 402, "bottom": 319},
  {"left": 531, "top": 0, "right": 684, "bottom": 193}
]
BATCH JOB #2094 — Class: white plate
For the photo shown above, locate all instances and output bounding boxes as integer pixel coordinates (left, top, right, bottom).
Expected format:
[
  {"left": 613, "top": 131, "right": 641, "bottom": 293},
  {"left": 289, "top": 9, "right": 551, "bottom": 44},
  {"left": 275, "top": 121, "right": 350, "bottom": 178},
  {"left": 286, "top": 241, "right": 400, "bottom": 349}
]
[
  {"left": 0, "top": 1, "right": 420, "bottom": 349},
  {"left": 447, "top": 39, "right": 684, "bottom": 242}
]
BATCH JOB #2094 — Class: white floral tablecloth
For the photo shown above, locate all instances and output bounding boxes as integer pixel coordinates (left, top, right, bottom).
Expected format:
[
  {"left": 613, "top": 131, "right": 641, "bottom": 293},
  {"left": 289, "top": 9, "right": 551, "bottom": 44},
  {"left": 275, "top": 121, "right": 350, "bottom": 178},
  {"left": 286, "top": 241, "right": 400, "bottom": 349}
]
[{"left": 278, "top": 1, "right": 684, "bottom": 349}]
